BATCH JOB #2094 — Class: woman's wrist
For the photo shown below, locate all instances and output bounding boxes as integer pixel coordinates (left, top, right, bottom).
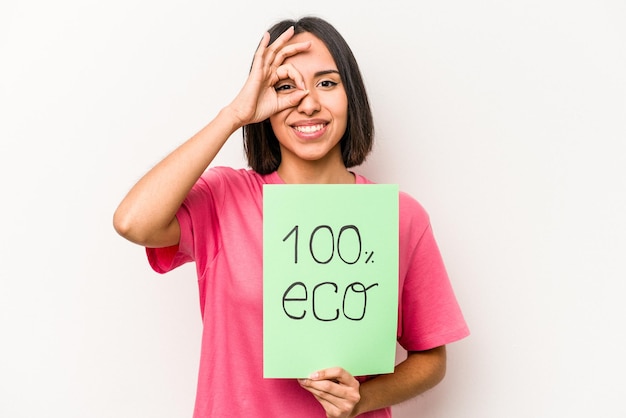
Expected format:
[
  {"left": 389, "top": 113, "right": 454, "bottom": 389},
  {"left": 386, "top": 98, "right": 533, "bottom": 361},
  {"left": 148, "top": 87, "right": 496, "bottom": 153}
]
[{"left": 218, "top": 104, "right": 249, "bottom": 132}]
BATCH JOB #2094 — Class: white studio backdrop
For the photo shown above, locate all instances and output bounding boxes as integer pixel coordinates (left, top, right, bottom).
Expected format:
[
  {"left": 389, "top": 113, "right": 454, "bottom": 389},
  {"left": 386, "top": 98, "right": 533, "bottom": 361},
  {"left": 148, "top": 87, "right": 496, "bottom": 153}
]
[{"left": 1, "top": 0, "right": 625, "bottom": 417}]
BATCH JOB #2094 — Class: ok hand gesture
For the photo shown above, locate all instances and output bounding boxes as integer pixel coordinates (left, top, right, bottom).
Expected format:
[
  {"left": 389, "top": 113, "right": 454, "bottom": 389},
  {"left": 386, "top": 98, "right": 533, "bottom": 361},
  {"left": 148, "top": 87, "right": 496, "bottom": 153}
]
[{"left": 227, "top": 26, "right": 311, "bottom": 126}]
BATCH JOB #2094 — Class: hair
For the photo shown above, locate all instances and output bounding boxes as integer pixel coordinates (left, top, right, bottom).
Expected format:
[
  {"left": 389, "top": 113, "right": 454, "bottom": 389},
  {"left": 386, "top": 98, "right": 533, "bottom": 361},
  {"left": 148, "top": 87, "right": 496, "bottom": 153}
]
[{"left": 243, "top": 16, "right": 374, "bottom": 174}]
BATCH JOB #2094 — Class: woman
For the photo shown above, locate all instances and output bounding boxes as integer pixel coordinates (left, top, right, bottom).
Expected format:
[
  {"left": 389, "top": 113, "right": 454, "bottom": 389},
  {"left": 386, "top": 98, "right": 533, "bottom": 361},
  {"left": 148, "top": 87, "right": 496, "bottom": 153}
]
[{"left": 114, "top": 16, "right": 469, "bottom": 418}]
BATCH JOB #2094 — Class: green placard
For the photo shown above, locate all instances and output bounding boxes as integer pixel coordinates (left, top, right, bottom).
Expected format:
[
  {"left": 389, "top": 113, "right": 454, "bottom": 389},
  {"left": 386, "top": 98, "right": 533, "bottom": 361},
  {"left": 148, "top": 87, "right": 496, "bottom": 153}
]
[{"left": 263, "top": 184, "right": 399, "bottom": 378}]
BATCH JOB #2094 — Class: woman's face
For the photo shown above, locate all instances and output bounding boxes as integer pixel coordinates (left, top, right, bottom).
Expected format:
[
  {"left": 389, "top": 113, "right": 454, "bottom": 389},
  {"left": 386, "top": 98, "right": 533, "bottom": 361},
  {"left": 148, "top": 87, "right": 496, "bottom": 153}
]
[{"left": 269, "top": 32, "right": 348, "bottom": 168}]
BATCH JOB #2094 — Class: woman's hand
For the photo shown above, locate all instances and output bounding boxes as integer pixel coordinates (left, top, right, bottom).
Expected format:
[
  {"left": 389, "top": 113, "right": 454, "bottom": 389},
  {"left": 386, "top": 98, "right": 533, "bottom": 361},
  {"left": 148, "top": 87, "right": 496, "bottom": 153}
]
[
  {"left": 226, "top": 26, "right": 311, "bottom": 126},
  {"left": 299, "top": 367, "right": 361, "bottom": 418}
]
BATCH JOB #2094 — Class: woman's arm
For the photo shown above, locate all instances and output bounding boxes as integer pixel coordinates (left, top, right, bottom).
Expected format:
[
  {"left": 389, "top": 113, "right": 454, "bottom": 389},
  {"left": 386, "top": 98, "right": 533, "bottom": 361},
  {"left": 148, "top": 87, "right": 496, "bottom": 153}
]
[
  {"left": 354, "top": 346, "right": 447, "bottom": 415},
  {"left": 113, "top": 27, "right": 311, "bottom": 248},
  {"left": 298, "top": 346, "right": 446, "bottom": 418},
  {"left": 112, "top": 109, "right": 243, "bottom": 247}
]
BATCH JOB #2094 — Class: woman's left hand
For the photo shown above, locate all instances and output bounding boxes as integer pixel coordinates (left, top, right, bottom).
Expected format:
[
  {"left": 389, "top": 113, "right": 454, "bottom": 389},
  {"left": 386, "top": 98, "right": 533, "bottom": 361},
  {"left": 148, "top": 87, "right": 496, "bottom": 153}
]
[{"left": 299, "top": 367, "right": 361, "bottom": 418}]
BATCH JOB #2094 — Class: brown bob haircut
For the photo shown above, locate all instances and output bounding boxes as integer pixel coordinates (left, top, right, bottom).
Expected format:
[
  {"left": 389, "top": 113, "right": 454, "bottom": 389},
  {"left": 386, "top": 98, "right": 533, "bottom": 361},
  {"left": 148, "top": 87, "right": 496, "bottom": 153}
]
[{"left": 243, "top": 16, "right": 374, "bottom": 174}]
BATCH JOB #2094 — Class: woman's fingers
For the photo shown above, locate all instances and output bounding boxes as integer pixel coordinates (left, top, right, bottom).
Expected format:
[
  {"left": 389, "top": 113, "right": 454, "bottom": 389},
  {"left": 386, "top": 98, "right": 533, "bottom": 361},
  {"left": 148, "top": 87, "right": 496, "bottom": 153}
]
[
  {"left": 275, "top": 63, "right": 306, "bottom": 90},
  {"left": 310, "top": 368, "right": 359, "bottom": 386},
  {"left": 271, "top": 40, "right": 312, "bottom": 70},
  {"left": 231, "top": 26, "right": 311, "bottom": 124},
  {"left": 299, "top": 368, "right": 361, "bottom": 418},
  {"left": 256, "top": 27, "right": 311, "bottom": 81}
]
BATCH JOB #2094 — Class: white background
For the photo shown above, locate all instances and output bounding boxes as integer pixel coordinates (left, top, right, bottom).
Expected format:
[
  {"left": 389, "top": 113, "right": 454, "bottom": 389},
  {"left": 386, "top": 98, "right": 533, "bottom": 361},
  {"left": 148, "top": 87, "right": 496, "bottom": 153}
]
[{"left": 1, "top": 0, "right": 625, "bottom": 416}]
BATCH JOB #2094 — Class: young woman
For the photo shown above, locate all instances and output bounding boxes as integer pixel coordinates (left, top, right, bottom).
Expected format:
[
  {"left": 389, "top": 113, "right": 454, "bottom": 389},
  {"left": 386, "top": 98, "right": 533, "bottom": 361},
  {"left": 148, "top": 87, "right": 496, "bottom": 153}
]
[{"left": 114, "top": 16, "right": 469, "bottom": 418}]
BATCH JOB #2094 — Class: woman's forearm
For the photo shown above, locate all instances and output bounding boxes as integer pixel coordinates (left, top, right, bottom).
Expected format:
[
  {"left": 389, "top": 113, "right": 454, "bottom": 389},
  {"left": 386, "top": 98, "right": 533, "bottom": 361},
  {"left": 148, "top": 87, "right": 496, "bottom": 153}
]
[
  {"left": 352, "top": 346, "right": 447, "bottom": 417},
  {"left": 113, "top": 107, "right": 243, "bottom": 247}
]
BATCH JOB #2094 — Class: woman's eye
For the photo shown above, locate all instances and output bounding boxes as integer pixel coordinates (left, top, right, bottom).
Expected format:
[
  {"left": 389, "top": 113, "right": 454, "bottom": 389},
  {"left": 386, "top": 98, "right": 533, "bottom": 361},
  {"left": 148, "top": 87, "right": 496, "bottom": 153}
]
[
  {"left": 318, "top": 80, "right": 338, "bottom": 88},
  {"left": 275, "top": 84, "right": 294, "bottom": 92}
]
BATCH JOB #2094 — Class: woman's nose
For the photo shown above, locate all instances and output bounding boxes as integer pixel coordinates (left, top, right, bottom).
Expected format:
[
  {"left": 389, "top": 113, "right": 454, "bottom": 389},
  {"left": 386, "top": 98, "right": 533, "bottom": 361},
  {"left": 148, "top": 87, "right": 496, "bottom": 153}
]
[{"left": 296, "top": 89, "right": 321, "bottom": 115}]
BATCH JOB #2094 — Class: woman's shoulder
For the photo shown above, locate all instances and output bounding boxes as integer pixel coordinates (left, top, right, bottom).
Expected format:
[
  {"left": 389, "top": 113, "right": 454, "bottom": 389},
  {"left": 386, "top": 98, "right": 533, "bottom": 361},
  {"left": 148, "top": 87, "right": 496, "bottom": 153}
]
[
  {"left": 355, "top": 173, "right": 430, "bottom": 227},
  {"left": 194, "top": 167, "right": 284, "bottom": 204},
  {"left": 203, "top": 166, "right": 282, "bottom": 184},
  {"left": 201, "top": 166, "right": 254, "bottom": 180},
  {"left": 198, "top": 166, "right": 263, "bottom": 188}
]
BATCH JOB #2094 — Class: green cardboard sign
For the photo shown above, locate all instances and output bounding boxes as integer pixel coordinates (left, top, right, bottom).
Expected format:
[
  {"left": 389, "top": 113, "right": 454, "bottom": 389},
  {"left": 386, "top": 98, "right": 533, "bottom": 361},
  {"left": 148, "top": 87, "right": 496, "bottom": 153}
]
[{"left": 263, "top": 184, "right": 399, "bottom": 378}]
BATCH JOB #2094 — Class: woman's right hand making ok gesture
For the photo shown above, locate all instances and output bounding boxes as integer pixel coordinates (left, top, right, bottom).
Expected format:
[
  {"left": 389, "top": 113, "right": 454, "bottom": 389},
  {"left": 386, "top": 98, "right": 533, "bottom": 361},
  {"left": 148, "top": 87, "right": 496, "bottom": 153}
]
[{"left": 227, "top": 26, "right": 312, "bottom": 127}]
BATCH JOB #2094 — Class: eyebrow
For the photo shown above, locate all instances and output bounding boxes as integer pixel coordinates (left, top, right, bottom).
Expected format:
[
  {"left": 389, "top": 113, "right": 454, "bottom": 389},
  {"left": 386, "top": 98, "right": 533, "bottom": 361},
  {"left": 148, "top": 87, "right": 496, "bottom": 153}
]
[{"left": 314, "top": 69, "right": 340, "bottom": 77}]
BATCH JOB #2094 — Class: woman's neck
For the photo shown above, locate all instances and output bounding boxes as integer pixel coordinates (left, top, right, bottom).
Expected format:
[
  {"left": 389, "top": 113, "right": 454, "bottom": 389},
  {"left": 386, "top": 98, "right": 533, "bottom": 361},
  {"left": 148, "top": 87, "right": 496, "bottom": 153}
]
[{"left": 277, "top": 156, "right": 355, "bottom": 185}]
